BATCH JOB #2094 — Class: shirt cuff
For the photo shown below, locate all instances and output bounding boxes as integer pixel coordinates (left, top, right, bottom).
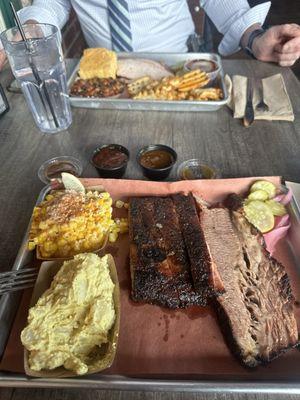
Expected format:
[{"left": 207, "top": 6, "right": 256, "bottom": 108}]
[
  {"left": 0, "top": 6, "right": 62, "bottom": 52},
  {"left": 18, "top": 6, "right": 60, "bottom": 29},
  {"left": 17, "top": 7, "right": 62, "bottom": 41},
  {"left": 218, "top": 2, "right": 271, "bottom": 56}
]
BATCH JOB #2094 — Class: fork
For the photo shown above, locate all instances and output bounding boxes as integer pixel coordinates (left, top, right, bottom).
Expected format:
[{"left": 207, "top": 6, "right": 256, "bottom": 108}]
[
  {"left": 0, "top": 268, "right": 38, "bottom": 295},
  {"left": 256, "top": 78, "right": 269, "bottom": 112}
]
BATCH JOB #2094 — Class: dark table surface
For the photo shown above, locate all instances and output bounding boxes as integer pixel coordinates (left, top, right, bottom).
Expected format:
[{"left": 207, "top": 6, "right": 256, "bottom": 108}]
[{"left": 0, "top": 59, "right": 300, "bottom": 399}]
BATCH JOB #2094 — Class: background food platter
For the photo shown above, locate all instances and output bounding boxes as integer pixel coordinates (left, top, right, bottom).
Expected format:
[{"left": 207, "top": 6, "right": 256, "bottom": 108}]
[
  {"left": 67, "top": 53, "right": 229, "bottom": 112},
  {"left": 1, "top": 178, "right": 300, "bottom": 392}
]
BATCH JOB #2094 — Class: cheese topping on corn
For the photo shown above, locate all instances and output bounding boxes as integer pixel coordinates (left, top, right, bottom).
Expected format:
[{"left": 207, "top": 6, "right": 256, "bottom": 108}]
[
  {"left": 21, "top": 253, "right": 115, "bottom": 375},
  {"left": 28, "top": 190, "right": 128, "bottom": 258}
]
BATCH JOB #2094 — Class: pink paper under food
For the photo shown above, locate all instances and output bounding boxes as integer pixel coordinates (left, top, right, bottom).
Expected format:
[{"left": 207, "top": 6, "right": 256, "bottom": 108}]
[
  {"left": 264, "top": 215, "right": 291, "bottom": 256},
  {"left": 263, "top": 189, "right": 292, "bottom": 255},
  {"left": 274, "top": 189, "right": 293, "bottom": 205},
  {"left": 2, "top": 176, "right": 300, "bottom": 381}
]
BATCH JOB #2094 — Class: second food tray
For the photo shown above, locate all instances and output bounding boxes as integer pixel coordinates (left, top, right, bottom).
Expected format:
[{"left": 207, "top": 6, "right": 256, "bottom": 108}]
[{"left": 67, "top": 52, "right": 229, "bottom": 112}]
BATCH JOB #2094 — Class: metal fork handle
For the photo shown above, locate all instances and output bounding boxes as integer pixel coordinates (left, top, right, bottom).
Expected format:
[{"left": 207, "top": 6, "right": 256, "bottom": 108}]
[
  {"left": 256, "top": 78, "right": 269, "bottom": 112},
  {"left": 258, "top": 78, "right": 264, "bottom": 101}
]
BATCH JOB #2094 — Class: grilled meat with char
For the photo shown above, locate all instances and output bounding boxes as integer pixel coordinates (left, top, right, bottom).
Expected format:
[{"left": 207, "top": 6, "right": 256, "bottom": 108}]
[{"left": 129, "top": 194, "right": 223, "bottom": 308}]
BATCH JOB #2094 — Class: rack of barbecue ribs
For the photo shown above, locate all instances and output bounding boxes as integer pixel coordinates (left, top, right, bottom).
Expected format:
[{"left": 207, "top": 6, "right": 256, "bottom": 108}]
[{"left": 129, "top": 194, "right": 224, "bottom": 308}]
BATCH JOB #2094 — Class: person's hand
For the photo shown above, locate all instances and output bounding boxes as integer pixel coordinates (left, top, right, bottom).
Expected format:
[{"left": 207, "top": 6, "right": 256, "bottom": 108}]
[
  {"left": 252, "top": 24, "right": 300, "bottom": 67},
  {"left": 0, "top": 49, "right": 6, "bottom": 71}
]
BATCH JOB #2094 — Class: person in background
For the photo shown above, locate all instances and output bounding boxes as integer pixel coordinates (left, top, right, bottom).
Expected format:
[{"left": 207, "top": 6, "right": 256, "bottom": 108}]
[{"left": 0, "top": 0, "right": 299, "bottom": 70}]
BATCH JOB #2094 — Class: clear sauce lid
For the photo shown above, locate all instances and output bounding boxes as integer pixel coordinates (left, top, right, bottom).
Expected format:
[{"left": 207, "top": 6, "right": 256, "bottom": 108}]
[{"left": 38, "top": 156, "right": 83, "bottom": 184}]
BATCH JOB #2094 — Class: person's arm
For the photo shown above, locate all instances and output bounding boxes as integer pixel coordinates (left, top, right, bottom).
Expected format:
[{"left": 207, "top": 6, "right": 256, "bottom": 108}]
[
  {"left": 202, "top": 0, "right": 300, "bottom": 66},
  {"left": 18, "top": 0, "right": 72, "bottom": 30},
  {"left": 241, "top": 23, "right": 300, "bottom": 66},
  {"left": 201, "top": 0, "right": 271, "bottom": 56}
]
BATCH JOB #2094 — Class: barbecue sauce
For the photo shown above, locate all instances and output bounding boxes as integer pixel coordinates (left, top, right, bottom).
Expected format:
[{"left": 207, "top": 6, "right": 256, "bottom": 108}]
[
  {"left": 45, "top": 162, "right": 79, "bottom": 179},
  {"left": 92, "top": 147, "right": 128, "bottom": 168},
  {"left": 140, "top": 149, "right": 173, "bottom": 169}
]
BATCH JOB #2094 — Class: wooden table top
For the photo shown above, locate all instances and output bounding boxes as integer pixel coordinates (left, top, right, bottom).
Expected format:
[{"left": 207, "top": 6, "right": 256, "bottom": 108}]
[{"left": 0, "top": 59, "right": 300, "bottom": 400}]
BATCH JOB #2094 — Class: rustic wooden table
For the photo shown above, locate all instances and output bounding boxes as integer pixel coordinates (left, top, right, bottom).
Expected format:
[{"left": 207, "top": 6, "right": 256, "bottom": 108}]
[{"left": 0, "top": 59, "right": 300, "bottom": 400}]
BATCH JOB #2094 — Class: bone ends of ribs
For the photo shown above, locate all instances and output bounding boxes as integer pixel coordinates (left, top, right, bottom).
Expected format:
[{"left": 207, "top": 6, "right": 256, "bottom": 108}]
[
  {"left": 199, "top": 194, "right": 299, "bottom": 367},
  {"left": 129, "top": 194, "right": 221, "bottom": 308}
]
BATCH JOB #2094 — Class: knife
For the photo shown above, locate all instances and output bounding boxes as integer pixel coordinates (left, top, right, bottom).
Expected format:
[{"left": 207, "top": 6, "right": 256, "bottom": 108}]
[{"left": 243, "top": 77, "right": 254, "bottom": 127}]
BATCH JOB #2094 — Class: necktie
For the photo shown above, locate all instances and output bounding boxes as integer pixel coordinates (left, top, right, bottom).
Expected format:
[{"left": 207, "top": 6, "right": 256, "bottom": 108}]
[{"left": 107, "top": 0, "right": 133, "bottom": 52}]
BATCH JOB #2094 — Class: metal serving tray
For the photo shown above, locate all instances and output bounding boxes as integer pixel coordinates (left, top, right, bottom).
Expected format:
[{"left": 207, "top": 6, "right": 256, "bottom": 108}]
[
  {"left": 1, "top": 182, "right": 300, "bottom": 392},
  {"left": 68, "top": 52, "right": 228, "bottom": 112}
]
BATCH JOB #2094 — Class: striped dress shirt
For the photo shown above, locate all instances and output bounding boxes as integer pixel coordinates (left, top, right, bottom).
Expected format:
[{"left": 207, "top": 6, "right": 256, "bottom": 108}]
[{"left": 18, "top": 0, "right": 271, "bottom": 55}]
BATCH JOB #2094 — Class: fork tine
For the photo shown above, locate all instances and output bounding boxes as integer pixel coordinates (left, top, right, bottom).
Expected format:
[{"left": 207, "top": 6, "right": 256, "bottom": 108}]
[
  {"left": 0, "top": 268, "right": 37, "bottom": 279},
  {"left": 0, "top": 282, "right": 36, "bottom": 295},
  {"left": 0, "top": 272, "right": 38, "bottom": 284},
  {"left": 1, "top": 277, "right": 37, "bottom": 288},
  {"left": 0, "top": 268, "right": 38, "bottom": 295}
]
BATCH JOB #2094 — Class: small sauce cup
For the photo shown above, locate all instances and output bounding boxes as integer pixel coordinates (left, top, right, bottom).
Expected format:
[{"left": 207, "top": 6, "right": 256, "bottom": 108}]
[
  {"left": 177, "top": 159, "right": 219, "bottom": 180},
  {"left": 184, "top": 59, "right": 220, "bottom": 82},
  {"left": 91, "top": 144, "right": 129, "bottom": 178},
  {"left": 38, "top": 156, "right": 83, "bottom": 184},
  {"left": 137, "top": 144, "right": 177, "bottom": 180}
]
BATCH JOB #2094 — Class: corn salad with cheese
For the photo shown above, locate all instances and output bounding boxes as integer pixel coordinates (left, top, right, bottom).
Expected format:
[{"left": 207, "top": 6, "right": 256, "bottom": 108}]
[{"left": 28, "top": 190, "right": 128, "bottom": 258}]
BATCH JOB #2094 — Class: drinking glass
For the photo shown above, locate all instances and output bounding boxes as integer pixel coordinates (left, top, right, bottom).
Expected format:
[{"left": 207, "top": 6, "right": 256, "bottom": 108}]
[{"left": 1, "top": 24, "right": 72, "bottom": 134}]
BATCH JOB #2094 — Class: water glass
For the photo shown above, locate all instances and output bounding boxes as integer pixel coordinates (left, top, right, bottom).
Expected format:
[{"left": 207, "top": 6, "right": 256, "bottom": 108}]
[{"left": 1, "top": 23, "right": 72, "bottom": 134}]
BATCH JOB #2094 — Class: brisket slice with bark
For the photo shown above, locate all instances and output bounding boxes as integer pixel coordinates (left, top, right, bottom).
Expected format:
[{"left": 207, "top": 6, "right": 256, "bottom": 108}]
[
  {"left": 197, "top": 194, "right": 299, "bottom": 367},
  {"left": 129, "top": 194, "right": 223, "bottom": 308}
]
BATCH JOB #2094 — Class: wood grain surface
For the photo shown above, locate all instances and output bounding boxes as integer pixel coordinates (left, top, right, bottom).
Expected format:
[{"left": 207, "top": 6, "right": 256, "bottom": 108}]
[{"left": 0, "top": 60, "right": 300, "bottom": 399}]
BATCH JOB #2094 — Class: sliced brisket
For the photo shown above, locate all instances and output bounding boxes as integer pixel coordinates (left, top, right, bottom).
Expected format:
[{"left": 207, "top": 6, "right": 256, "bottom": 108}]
[
  {"left": 172, "top": 194, "right": 224, "bottom": 296},
  {"left": 198, "top": 195, "right": 299, "bottom": 367}
]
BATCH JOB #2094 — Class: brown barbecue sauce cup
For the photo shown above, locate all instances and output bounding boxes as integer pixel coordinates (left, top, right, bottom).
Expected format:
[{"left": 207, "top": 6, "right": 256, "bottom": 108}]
[
  {"left": 91, "top": 144, "right": 129, "bottom": 178},
  {"left": 137, "top": 144, "right": 177, "bottom": 180}
]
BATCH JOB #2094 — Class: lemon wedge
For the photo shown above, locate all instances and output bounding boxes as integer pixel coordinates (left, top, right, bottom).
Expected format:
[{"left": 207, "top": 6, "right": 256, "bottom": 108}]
[
  {"left": 244, "top": 200, "right": 275, "bottom": 233},
  {"left": 265, "top": 200, "right": 287, "bottom": 217},
  {"left": 248, "top": 189, "right": 269, "bottom": 201},
  {"left": 61, "top": 173, "right": 85, "bottom": 194},
  {"left": 250, "top": 180, "right": 276, "bottom": 199}
]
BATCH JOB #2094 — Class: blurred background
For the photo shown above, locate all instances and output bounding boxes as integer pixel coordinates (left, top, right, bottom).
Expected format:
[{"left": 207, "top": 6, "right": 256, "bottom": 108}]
[{"left": 0, "top": 0, "right": 299, "bottom": 79}]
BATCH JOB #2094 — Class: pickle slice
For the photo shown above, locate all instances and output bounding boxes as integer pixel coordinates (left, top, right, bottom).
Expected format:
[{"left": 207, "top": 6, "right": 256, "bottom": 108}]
[
  {"left": 244, "top": 200, "right": 275, "bottom": 233},
  {"left": 265, "top": 200, "right": 287, "bottom": 216},
  {"left": 248, "top": 189, "right": 269, "bottom": 201},
  {"left": 250, "top": 180, "right": 276, "bottom": 199}
]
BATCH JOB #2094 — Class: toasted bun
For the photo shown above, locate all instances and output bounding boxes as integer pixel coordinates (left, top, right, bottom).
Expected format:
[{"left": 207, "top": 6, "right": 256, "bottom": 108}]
[{"left": 79, "top": 48, "right": 117, "bottom": 79}]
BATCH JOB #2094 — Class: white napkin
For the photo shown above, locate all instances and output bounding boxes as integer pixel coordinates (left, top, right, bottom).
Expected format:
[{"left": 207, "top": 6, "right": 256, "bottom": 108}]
[{"left": 226, "top": 73, "right": 294, "bottom": 122}]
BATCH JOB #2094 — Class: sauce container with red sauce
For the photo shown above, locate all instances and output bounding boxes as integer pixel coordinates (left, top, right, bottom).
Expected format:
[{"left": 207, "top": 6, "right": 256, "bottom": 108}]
[
  {"left": 91, "top": 144, "right": 129, "bottom": 178},
  {"left": 137, "top": 144, "right": 177, "bottom": 180}
]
